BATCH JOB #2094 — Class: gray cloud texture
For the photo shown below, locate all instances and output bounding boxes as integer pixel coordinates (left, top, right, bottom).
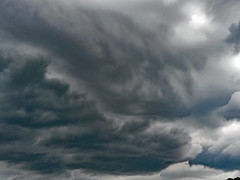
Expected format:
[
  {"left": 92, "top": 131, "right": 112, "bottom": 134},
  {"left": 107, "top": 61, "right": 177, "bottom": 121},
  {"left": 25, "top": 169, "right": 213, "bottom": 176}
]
[
  {"left": 1, "top": 0, "right": 240, "bottom": 179},
  {"left": 0, "top": 53, "right": 192, "bottom": 176}
]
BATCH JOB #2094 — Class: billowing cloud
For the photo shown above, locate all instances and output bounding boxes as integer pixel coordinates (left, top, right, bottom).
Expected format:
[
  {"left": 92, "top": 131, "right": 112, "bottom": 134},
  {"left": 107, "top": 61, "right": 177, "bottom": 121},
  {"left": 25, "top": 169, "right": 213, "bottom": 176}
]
[
  {"left": 0, "top": 53, "right": 193, "bottom": 176},
  {"left": 0, "top": 0, "right": 196, "bottom": 118},
  {"left": 1, "top": 0, "right": 240, "bottom": 179}
]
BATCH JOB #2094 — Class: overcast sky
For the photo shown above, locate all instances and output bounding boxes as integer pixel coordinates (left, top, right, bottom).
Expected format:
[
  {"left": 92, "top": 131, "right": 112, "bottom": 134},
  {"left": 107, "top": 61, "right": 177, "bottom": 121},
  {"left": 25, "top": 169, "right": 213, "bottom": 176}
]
[{"left": 1, "top": 0, "right": 240, "bottom": 179}]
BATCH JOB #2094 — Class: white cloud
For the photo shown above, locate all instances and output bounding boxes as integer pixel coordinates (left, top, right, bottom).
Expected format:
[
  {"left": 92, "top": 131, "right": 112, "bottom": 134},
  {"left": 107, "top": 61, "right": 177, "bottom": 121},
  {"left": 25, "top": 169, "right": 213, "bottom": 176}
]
[
  {"left": 68, "top": 162, "right": 240, "bottom": 180},
  {"left": 170, "top": 1, "right": 215, "bottom": 47}
]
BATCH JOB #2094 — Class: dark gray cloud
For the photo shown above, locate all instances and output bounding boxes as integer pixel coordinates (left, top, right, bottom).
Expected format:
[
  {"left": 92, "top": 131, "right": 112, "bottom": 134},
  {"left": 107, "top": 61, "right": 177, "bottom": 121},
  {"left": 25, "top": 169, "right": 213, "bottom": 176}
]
[
  {"left": 0, "top": 53, "right": 192, "bottom": 176},
  {"left": 0, "top": 0, "right": 196, "bottom": 176},
  {"left": 1, "top": 0, "right": 240, "bottom": 179},
  {"left": 218, "top": 92, "right": 240, "bottom": 119},
  {"left": 226, "top": 22, "right": 240, "bottom": 52},
  {"left": 0, "top": 56, "right": 101, "bottom": 128},
  {"left": 0, "top": 0, "right": 202, "bottom": 118},
  {"left": 190, "top": 149, "right": 240, "bottom": 171}
]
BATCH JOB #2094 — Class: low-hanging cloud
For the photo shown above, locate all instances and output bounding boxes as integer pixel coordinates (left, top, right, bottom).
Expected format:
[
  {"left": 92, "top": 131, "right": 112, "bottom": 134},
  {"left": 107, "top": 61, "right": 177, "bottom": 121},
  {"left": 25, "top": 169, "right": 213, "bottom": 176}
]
[
  {"left": 0, "top": 53, "right": 193, "bottom": 175},
  {"left": 1, "top": 0, "right": 240, "bottom": 179}
]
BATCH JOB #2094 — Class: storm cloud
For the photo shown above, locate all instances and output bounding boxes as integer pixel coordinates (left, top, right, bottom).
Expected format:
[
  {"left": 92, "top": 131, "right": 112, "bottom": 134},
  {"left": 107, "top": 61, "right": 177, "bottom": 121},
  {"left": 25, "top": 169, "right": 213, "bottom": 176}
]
[
  {"left": 0, "top": 53, "right": 192, "bottom": 176},
  {"left": 1, "top": 0, "right": 240, "bottom": 179}
]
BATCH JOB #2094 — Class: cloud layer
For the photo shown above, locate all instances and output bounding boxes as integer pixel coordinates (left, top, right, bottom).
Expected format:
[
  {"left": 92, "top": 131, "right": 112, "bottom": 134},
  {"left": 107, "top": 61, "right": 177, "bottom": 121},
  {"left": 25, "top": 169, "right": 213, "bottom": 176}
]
[{"left": 1, "top": 0, "right": 240, "bottom": 179}]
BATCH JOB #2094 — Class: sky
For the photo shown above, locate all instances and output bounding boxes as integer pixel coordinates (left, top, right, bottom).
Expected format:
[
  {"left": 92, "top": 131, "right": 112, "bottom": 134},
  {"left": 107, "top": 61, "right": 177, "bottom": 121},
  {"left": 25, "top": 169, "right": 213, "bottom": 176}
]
[{"left": 1, "top": 0, "right": 240, "bottom": 179}]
